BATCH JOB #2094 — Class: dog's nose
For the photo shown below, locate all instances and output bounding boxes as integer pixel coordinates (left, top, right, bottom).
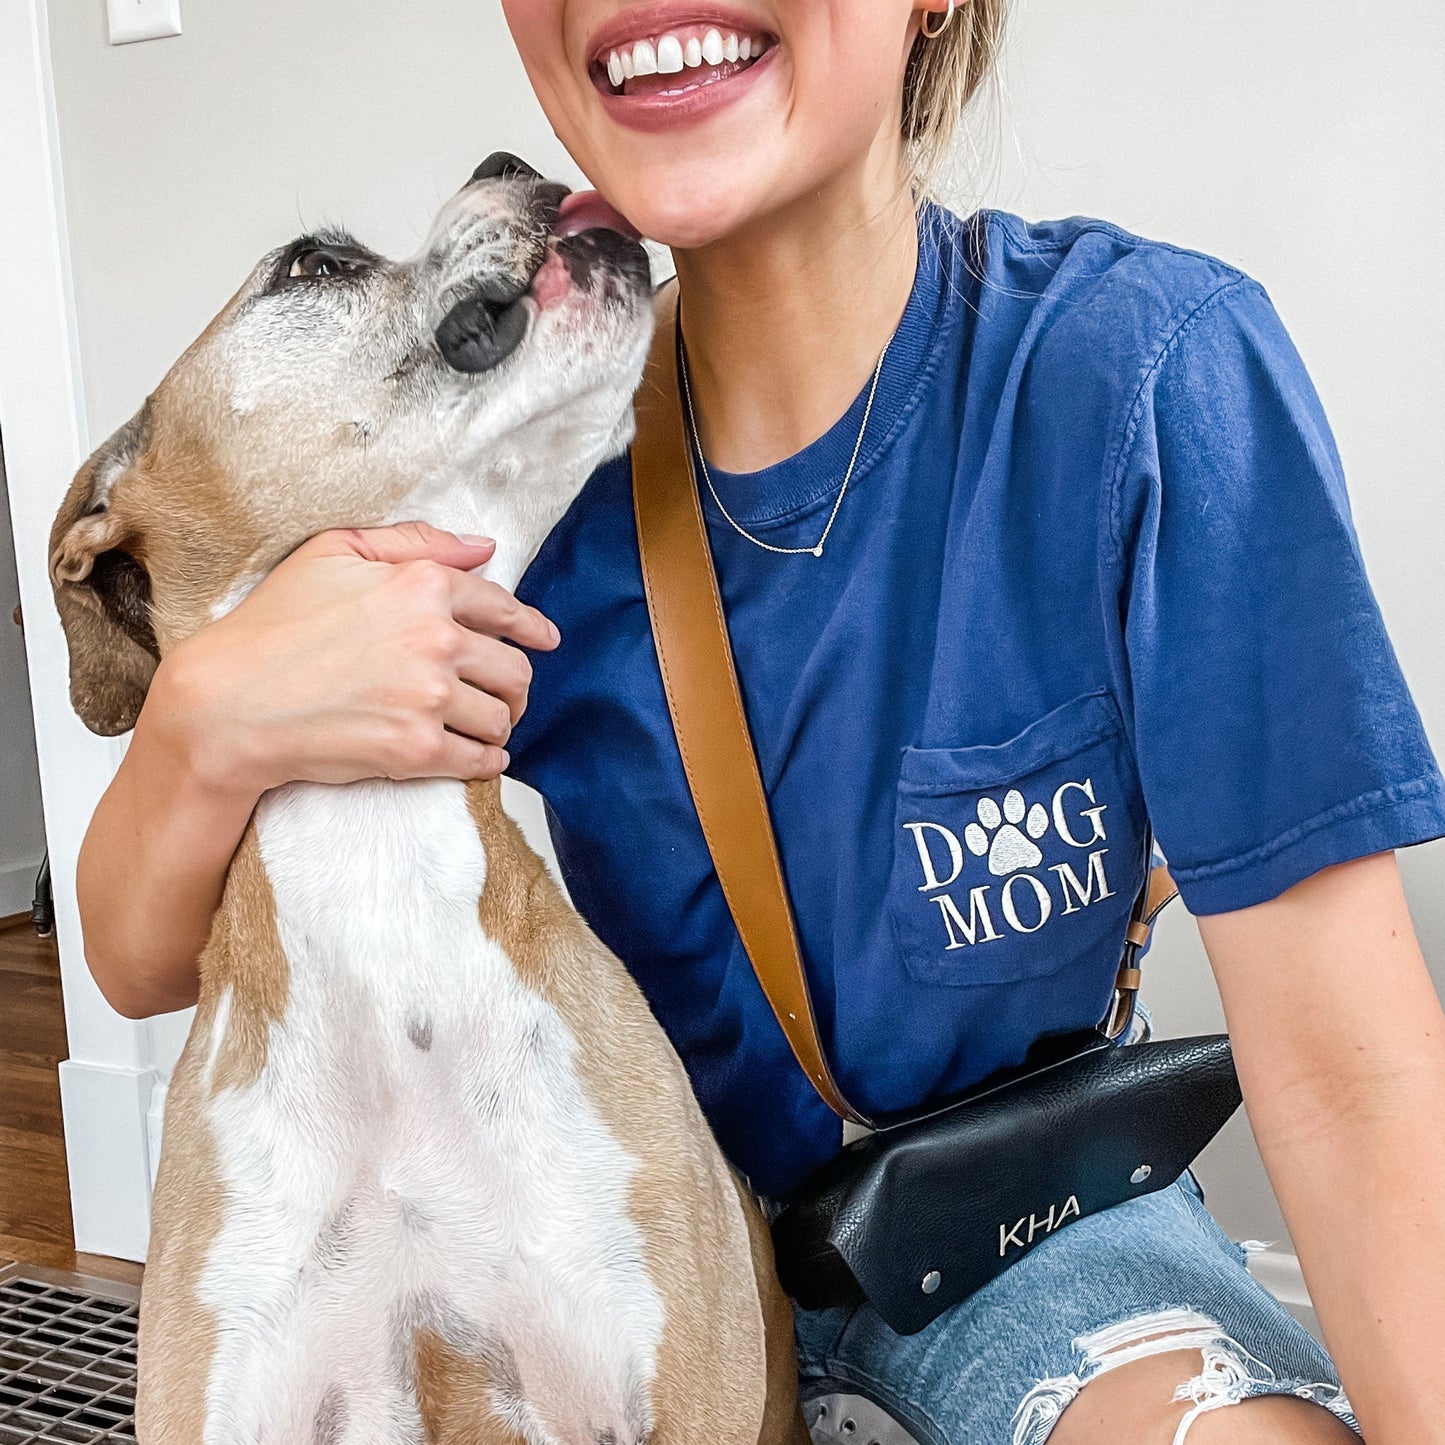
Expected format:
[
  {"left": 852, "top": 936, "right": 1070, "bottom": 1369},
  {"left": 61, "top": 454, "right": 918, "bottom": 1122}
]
[
  {"left": 436, "top": 280, "right": 530, "bottom": 375},
  {"left": 471, "top": 151, "right": 543, "bottom": 184}
]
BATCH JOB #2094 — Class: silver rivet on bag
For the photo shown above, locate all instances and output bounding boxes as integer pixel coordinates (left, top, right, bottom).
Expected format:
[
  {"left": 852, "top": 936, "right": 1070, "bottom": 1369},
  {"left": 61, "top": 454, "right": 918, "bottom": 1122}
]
[
  {"left": 921, "top": 1270, "right": 941, "bottom": 1294},
  {"left": 1131, "top": 1163, "right": 1153, "bottom": 1184}
]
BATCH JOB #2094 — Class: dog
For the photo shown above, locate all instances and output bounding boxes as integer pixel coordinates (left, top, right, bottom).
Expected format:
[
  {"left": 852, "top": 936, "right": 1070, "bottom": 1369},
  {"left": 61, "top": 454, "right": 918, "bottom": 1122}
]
[{"left": 49, "top": 154, "right": 806, "bottom": 1445}]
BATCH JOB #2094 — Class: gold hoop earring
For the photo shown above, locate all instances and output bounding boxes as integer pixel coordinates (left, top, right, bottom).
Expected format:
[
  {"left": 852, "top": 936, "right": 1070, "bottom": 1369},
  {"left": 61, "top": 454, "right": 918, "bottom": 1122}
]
[{"left": 921, "top": 0, "right": 956, "bottom": 39}]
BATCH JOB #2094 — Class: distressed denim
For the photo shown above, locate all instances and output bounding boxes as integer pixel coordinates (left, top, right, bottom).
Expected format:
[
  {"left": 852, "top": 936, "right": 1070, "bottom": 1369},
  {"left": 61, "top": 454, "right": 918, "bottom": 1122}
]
[{"left": 792, "top": 1170, "right": 1357, "bottom": 1445}]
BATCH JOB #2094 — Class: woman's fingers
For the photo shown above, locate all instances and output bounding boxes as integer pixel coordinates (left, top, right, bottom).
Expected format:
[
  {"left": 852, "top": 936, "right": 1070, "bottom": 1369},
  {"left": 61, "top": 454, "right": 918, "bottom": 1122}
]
[
  {"left": 304, "top": 520, "right": 498, "bottom": 571},
  {"left": 430, "top": 732, "right": 511, "bottom": 783},
  {"left": 455, "top": 633, "right": 535, "bottom": 725},
  {"left": 301, "top": 521, "right": 560, "bottom": 652},
  {"left": 445, "top": 676, "right": 517, "bottom": 747},
  {"left": 448, "top": 570, "right": 560, "bottom": 651},
  {"left": 384, "top": 721, "right": 509, "bottom": 782}
]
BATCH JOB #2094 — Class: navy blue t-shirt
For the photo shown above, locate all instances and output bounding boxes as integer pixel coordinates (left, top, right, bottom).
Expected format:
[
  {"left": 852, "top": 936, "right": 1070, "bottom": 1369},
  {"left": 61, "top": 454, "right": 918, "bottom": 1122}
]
[{"left": 511, "top": 200, "right": 1445, "bottom": 1200}]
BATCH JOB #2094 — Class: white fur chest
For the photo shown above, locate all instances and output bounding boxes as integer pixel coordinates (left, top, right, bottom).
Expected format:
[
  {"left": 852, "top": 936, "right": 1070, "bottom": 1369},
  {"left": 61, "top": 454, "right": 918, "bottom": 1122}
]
[{"left": 191, "top": 778, "right": 665, "bottom": 1445}]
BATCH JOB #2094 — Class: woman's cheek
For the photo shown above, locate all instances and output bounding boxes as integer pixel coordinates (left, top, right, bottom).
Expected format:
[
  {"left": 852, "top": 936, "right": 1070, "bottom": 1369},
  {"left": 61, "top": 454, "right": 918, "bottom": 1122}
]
[{"left": 497, "top": 0, "right": 573, "bottom": 119}]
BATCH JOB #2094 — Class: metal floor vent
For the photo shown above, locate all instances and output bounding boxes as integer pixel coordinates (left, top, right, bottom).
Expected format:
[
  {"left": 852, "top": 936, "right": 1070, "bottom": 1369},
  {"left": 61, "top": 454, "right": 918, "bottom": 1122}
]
[{"left": 0, "top": 1265, "right": 138, "bottom": 1442}]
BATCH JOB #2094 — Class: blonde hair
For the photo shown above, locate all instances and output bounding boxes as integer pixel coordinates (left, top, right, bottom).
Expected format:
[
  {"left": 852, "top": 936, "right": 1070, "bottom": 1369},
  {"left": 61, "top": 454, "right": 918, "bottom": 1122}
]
[{"left": 902, "top": 0, "right": 1007, "bottom": 203}]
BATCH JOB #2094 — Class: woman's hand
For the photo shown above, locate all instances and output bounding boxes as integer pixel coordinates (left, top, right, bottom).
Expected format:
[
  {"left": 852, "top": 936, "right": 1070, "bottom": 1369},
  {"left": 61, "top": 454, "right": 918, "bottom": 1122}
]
[
  {"left": 76, "top": 520, "right": 559, "bottom": 1019},
  {"left": 162, "top": 521, "right": 560, "bottom": 793}
]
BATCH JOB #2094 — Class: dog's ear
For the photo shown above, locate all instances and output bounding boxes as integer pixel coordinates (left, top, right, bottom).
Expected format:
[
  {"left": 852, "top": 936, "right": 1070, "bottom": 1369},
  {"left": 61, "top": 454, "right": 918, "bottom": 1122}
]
[{"left": 49, "top": 407, "right": 160, "bottom": 736}]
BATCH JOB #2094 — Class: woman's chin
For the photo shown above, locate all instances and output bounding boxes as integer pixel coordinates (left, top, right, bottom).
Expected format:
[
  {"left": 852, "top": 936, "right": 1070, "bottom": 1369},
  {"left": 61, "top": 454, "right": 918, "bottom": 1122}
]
[{"left": 603, "top": 178, "right": 783, "bottom": 254}]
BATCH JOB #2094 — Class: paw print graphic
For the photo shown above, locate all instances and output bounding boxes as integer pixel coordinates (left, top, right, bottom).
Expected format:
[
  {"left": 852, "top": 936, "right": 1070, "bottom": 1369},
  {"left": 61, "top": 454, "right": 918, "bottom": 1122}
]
[{"left": 965, "top": 790, "right": 1051, "bottom": 877}]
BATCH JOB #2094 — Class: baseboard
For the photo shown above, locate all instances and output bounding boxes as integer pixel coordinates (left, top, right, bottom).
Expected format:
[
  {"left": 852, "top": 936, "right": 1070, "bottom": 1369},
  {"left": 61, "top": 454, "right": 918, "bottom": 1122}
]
[
  {"left": 0, "top": 857, "right": 41, "bottom": 919},
  {"left": 57, "top": 1060, "right": 158, "bottom": 1263}
]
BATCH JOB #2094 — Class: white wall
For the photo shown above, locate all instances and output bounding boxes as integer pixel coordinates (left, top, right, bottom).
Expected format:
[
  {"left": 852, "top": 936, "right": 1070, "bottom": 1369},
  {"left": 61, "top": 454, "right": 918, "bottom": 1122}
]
[
  {"left": 9, "top": 0, "right": 1442, "bottom": 1268},
  {"left": 1, "top": 0, "right": 166, "bottom": 1259},
  {"left": 0, "top": 443, "right": 47, "bottom": 918},
  {"left": 982, "top": 0, "right": 1445, "bottom": 1253}
]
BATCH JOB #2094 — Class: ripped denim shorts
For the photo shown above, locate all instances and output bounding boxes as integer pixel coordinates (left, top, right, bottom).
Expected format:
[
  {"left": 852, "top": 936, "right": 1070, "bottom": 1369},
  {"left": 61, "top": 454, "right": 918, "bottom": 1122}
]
[{"left": 791, "top": 1167, "right": 1359, "bottom": 1445}]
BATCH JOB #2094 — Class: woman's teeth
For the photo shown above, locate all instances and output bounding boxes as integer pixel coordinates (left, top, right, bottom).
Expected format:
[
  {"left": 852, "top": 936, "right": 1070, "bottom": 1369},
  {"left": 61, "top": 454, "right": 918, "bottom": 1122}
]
[{"left": 603, "top": 28, "right": 768, "bottom": 91}]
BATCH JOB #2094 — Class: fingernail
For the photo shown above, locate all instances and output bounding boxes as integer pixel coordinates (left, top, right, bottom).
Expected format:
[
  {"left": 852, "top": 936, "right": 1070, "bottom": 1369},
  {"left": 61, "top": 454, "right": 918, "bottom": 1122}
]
[
  {"left": 547, "top": 621, "right": 561, "bottom": 645},
  {"left": 498, "top": 749, "right": 511, "bottom": 771},
  {"left": 457, "top": 533, "right": 493, "bottom": 547}
]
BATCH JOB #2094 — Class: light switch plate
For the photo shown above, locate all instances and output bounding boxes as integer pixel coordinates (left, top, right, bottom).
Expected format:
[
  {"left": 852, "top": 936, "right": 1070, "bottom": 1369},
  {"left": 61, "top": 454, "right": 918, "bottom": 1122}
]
[{"left": 107, "top": 0, "right": 182, "bottom": 45}]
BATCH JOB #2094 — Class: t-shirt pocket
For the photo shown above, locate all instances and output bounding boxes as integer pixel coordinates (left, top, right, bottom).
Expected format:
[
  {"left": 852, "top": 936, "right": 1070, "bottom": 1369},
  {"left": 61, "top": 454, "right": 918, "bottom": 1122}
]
[{"left": 888, "top": 689, "right": 1146, "bottom": 989}]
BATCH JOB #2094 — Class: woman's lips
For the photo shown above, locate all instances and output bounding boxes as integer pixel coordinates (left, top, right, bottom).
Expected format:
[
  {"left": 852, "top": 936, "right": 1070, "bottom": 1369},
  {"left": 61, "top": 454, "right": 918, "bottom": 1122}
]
[{"left": 591, "top": 41, "right": 777, "bottom": 133}]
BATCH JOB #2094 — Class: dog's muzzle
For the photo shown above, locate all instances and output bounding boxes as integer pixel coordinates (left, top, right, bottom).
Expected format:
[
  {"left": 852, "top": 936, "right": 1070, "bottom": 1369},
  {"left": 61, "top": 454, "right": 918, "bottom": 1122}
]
[{"left": 434, "top": 160, "right": 649, "bottom": 376}]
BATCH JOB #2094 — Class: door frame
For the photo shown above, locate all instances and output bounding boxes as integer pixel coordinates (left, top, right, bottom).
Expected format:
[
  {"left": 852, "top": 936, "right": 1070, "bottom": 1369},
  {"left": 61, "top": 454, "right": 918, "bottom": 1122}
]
[{"left": 0, "top": 0, "right": 161, "bottom": 1261}]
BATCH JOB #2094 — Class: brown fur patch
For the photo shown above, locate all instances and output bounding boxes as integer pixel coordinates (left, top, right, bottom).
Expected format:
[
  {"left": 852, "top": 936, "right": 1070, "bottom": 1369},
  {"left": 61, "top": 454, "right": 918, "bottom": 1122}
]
[
  {"left": 49, "top": 275, "right": 417, "bottom": 740},
  {"left": 136, "top": 822, "right": 290, "bottom": 1440},
  {"left": 735, "top": 1172, "right": 815, "bottom": 1445},
  {"left": 48, "top": 412, "right": 159, "bottom": 735},
  {"left": 413, "top": 1328, "right": 527, "bottom": 1445},
  {"left": 134, "top": 995, "right": 226, "bottom": 1442},
  {"left": 203, "top": 824, "right": 290, "bottom": 1093}
]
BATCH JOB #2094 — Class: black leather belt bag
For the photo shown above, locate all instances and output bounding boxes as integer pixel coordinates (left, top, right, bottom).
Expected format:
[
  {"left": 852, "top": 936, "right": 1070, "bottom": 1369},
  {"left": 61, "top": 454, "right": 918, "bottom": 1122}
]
[{"left": 768, "top": 1013, "right": 1241, "bottom": 1334}]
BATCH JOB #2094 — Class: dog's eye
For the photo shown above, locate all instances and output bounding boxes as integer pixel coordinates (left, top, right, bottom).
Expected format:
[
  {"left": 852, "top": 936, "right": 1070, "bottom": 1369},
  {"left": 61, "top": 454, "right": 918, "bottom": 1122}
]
[
  {"left": 266, "top": 235, "right": 378, "bottom": 295},
  {"left": 288, "top": 246, "right": 365, "bottom": 281}
]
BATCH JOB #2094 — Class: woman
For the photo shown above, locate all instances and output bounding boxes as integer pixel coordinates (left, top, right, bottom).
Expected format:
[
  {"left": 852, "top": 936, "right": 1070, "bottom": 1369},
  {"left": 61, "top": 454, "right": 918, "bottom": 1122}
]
[{"left": 77, "top": 2, "right": 1445, "bottom": 1440}]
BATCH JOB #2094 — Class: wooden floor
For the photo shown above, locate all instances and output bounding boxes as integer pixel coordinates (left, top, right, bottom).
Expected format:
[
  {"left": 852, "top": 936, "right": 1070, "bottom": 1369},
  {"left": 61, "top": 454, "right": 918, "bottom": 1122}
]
[{"left": 0, "top": 918, "right": 142, "bottom": 1287}]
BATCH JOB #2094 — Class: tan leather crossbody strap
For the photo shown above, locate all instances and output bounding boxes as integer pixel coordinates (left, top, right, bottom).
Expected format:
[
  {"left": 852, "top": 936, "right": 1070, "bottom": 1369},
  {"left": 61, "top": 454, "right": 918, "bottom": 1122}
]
[
  {"left": 631, "top": 276, "right": 1179, "bottom": 1120},
  {"left": 631, "top": 279, "right": 868, "bottom": 1125}
]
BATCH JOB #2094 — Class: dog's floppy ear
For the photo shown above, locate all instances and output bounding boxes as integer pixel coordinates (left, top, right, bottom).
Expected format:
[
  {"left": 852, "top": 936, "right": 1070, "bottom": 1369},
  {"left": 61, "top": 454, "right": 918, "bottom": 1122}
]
[{"left": 49, "top": 406, "right": 160, "bottom": 736}]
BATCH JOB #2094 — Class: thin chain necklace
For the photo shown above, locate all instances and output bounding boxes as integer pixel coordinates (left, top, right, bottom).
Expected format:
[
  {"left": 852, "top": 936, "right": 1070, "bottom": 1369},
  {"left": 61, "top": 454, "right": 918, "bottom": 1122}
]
[{"left": 677, "top": 317, "right": 892, "bottom": 559}]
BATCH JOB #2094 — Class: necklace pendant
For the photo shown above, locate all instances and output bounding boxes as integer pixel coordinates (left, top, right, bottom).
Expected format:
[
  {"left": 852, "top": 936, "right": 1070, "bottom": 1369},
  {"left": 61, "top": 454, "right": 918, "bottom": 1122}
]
[{"left": 680, "top": 327, "right": 890, "bottom": 562}]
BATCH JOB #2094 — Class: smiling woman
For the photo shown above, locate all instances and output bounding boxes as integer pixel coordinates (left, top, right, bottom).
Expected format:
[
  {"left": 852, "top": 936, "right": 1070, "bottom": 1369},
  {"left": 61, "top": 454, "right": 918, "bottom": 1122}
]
[
  {"left": 488, "top": 3, "right": 1443, "bottom": 1443},
  {"left": 67, "top": 2, "right": 1445, "bottom": 1443}
]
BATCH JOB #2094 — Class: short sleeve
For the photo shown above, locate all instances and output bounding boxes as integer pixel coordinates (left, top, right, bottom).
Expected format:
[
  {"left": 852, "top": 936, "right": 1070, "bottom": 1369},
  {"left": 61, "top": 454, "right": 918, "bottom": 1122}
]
[{"left": 1109, "top": 279, "right": 1445, "bottom": 914}]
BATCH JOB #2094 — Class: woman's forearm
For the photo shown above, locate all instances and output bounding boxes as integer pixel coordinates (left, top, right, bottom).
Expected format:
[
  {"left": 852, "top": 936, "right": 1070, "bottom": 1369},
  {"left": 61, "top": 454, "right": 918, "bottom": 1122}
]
[
  {"left": 1254, "top": 1050, "right": 1445, "bottom": 1443},
  {"left": 76, "top": 658, "right": 262, "bottom": 1018},
  {"left": 1201, "top": 852, "right": 1445, "bottom": 1444}
]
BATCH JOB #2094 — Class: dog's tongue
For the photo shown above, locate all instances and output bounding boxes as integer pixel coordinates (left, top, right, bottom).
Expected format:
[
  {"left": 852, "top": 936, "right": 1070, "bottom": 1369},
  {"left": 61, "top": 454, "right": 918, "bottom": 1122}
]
[{"left": 553, "top": 190, "right": 642, "bottom": 241}]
